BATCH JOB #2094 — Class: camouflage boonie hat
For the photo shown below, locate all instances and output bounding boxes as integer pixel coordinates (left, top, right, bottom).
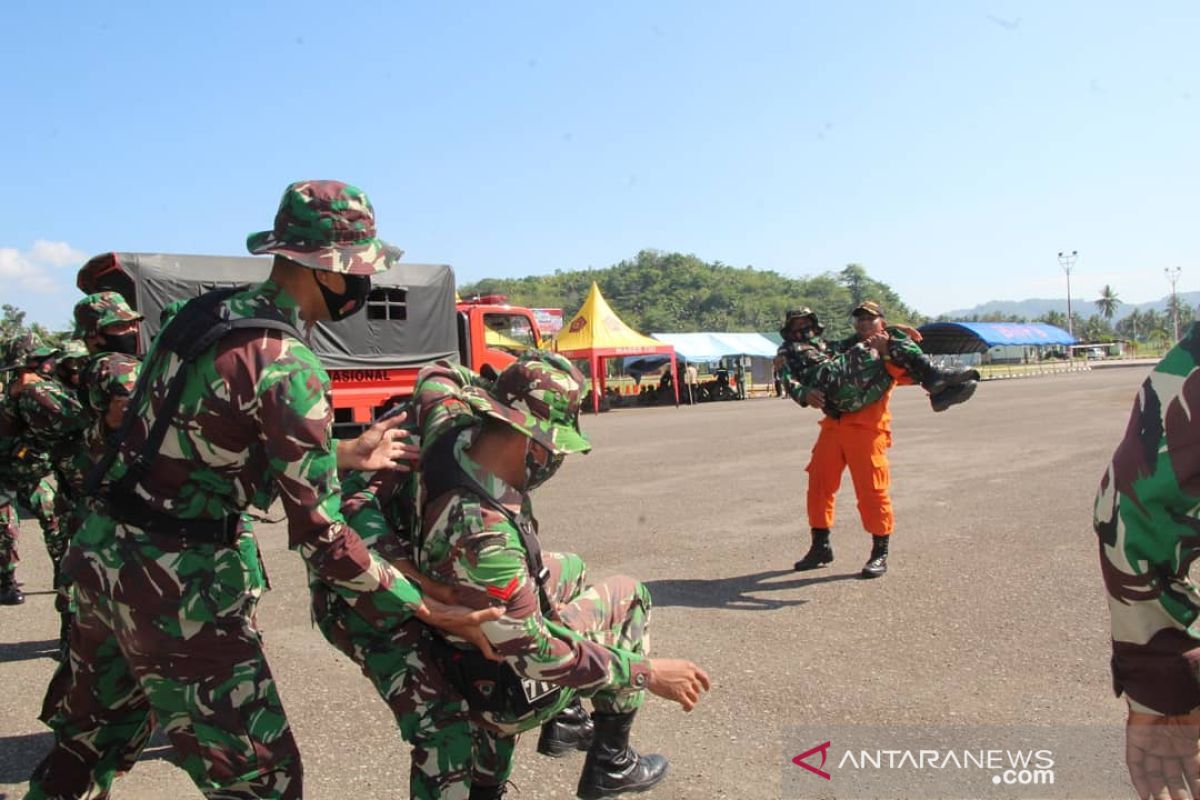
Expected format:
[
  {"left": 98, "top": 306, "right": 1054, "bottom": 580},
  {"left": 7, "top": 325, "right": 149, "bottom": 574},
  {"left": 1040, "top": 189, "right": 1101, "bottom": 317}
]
[
  {"left": 852, "top": 300, "right": 884, "bottom": 317},
  {"left": 0, "top": 332, "right": 41, "bottom": 372},
  {"left": 73, "top": 291, "right": 143, "bottom": 338},
  {"left": 783, "top": 307, "right": 824, "bottom": 335},
  {"left": 246, "top": 180, "right": 402, "bottom": 276},
  {"left": 465, "top": 350, "right": 592, "bottom": 455},
  {"left": 58, "top": 339, "right": 90, "bottom": 362}
]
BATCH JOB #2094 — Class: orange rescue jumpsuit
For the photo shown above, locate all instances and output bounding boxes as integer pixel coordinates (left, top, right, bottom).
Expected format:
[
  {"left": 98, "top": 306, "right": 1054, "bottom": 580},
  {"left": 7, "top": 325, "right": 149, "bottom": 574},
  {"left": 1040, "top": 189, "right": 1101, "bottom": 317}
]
[{"left": 805, "top": 362, "right": 908, "bottom": 537}]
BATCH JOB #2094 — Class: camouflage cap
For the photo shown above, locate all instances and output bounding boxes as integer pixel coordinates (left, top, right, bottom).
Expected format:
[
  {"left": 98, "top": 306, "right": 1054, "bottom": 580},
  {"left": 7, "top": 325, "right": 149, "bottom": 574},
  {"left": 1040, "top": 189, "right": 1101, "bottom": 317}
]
[
  {"left": 0, "top": 332, "right": 41, "bottom": 372},
  {"left": 246, "top": 180, "right": 403, "bottom": 276},
  {"left": 464, "top": 350, "right": 592, "bottom": 455},
  {"left": 57, "top": 339, "right": 90, "bottom": 362},
  {"left": 73, "top": 291, "right": 143, "bottom": 338},
  {"left": 852, "top": 300, "right": 884, "bottom": 318},
  {"left": 783, "top": 307, "right": 824, "bottom": 335}
]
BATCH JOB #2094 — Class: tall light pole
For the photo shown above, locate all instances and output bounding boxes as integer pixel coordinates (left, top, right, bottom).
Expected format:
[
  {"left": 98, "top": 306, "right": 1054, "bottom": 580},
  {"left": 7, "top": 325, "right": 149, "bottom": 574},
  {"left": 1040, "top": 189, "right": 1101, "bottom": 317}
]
[
  {"left": 1058, "top": 250, "right": 1078, "bottom": 341},
  {"left": 1166, "top": 266, "right": 1182, "bottom": 342}
]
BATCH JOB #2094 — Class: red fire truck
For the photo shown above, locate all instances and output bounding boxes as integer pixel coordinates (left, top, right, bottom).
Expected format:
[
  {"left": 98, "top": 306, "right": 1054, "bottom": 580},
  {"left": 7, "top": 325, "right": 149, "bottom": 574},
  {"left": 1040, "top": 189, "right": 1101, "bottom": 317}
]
[{"left": 77, "top": 253, "right": 542, "bottom": 435}]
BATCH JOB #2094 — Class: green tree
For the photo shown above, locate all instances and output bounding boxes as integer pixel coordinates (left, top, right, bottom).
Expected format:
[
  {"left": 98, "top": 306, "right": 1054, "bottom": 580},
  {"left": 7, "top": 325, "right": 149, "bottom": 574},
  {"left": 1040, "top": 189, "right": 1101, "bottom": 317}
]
[
  {"left": 1095, "top": 285, "right": 1120, "bottom": 321},
  {"left": 460, "top": 250, "right": 923, "bottom": 339}
]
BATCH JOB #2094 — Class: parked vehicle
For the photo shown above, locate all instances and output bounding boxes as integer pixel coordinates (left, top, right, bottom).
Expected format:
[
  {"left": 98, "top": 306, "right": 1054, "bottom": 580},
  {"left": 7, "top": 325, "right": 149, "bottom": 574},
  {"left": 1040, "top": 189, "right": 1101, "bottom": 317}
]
[{"left": 77, "top": 253, "right": 542, "bottom": 435}]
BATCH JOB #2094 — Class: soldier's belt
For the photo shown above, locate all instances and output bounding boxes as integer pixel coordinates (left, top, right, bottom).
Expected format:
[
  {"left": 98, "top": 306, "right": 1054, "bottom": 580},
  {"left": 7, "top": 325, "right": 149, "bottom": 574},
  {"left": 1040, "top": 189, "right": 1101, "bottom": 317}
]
[{"left": 107, "top": 489, "right": 241, "bottom": 547}]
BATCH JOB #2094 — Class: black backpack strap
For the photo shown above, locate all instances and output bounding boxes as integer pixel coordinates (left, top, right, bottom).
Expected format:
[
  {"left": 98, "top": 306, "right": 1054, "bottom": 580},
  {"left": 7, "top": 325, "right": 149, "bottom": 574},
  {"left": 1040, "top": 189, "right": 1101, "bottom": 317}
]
[
  {"left": 86, "top": 286, "right": 303, "bottom": 496},
  {"left": 421, "top": 429, "right": 559, "bottom": 622}
]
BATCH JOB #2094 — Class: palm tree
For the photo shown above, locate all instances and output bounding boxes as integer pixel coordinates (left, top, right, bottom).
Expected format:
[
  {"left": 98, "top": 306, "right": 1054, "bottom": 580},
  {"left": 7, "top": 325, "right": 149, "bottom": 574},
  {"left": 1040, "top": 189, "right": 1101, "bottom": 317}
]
[{"left": 1095, "top": 285, "right": 1120, "bottom": 321}]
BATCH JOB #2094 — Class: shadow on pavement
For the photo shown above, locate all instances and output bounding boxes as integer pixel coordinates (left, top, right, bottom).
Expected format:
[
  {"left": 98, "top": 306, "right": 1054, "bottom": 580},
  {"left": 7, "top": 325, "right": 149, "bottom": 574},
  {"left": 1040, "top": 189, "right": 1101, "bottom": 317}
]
[
  {"left": 646, "top": 569, "right": 857, "bottom": 610},
  {"left": 0, "top": 728, "right": 174, "bottom": 789},
  {"left": 0, "top": 731, "right": 50, "bottom": 784},
  {"left": 0, "top": 639, "right": 58, "bottom": 664}
]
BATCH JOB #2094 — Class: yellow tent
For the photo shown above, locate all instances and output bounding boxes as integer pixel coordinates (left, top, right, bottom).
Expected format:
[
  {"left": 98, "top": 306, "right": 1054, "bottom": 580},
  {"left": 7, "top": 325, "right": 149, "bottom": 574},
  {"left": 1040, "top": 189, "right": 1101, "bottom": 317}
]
[{"left": 552, "top": 282, "right": 678, "bottom": 412}]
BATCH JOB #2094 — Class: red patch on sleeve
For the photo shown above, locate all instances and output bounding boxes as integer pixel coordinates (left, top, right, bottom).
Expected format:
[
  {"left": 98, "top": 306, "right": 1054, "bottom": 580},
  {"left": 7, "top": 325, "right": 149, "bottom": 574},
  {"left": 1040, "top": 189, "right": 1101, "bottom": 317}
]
[{"left": 486, "top": 577, "right": 520, "bottom": 602}]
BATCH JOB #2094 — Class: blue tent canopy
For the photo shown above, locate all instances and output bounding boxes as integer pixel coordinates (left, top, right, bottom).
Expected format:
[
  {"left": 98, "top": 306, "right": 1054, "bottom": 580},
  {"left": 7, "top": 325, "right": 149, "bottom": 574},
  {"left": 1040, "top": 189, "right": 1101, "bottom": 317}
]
[
  {"left": 917, "top": 322, "right": 1076, "bottom": 354},
  {"left": 651, "top": 332, "right": 778, "bottom": 362}
]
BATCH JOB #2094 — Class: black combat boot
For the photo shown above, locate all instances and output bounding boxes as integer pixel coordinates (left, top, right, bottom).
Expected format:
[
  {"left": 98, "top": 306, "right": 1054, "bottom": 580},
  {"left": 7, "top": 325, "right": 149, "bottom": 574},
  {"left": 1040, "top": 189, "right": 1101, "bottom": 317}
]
[
  {"left": 0, "top": 571, "right": 25, "bottom": 605},
  {"left": 576, "top": 711, "right": 668, "bottom": 799},
  {"left": 538, "top": 698, "right": 595, "bottom": 757},
  {"left": 469, "top": 783, "right": 506, "bottom": 799},
  {"left": 892, "top": 349, "right": 980, "bottom": 394},
  {"left": 793, "top": 528, "right": 833, "bottom": 571},
  {"left": 861, "top": 535, "right": 889, "bottom": 579},
  {"left": 930, "top": 380, "right": 978, "bottom": 412}
]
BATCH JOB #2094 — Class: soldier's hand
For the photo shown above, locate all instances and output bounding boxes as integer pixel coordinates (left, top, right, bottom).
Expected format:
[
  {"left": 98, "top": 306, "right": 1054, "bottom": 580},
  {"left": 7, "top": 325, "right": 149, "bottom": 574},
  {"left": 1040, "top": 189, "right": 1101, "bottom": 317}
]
[
  {"left": 340, "top": 411, "right": 420, "bottom": 472},
  {"left": 804, "top": 389, "right": 825, "bottom": 409},
  {"left": 415, "top": 597, "right": 504, "bottom": 662},
  {"left": 646, "top": 658, "right": 711, "bottom": 712},
  {"left": 394, "top": 559, "right": 462, "bottom": 607},
  {"left": 1125, "top": 708, "right": 1200, "bottom": 800},
  {"left": 864, "top": 331, "right": 890, "bottom": 354}
]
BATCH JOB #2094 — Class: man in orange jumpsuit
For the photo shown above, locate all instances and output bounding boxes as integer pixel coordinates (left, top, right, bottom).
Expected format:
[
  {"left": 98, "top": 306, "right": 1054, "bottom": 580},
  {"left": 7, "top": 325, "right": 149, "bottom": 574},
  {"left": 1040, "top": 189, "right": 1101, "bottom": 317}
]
[{"left": 789, "top": 302, "right": 975, "bottom": 578}]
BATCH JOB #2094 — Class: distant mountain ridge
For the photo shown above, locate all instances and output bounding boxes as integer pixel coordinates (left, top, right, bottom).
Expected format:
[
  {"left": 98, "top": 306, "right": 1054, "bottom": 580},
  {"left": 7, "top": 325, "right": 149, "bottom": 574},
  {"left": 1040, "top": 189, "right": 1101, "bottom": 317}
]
[{"left": 941, "top": 292, "right": 1200, "bottom": 322}]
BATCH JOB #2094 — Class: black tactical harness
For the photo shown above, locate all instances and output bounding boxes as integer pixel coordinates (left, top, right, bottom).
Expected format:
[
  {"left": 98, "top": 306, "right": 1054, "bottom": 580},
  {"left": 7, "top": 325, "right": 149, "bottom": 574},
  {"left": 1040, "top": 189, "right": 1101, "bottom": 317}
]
[
  {"left": 87, "top": 286, "right": 303, "bottom": 547},
  {"left": 420, "top": 429, "right": 565, "bottom": 717}
]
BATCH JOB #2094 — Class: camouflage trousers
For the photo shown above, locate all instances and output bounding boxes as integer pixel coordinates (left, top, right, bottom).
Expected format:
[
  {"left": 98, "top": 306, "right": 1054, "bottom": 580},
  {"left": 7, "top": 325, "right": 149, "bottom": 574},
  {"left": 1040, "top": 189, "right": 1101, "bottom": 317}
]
[
  {"left": 471, "top": 551, "right": 652, "bottom": 737},
  {"left": 0, "top": 501, "right": 16, "bottom": 575},
  {"left": 311, "top": 586, "right": 514, "bottom": 799},
  {"left": 29, "top": 518, "right": 294, "bottom": 800},
  {"left": 0, "top": 474, "right": 62, "bottom": 575}
]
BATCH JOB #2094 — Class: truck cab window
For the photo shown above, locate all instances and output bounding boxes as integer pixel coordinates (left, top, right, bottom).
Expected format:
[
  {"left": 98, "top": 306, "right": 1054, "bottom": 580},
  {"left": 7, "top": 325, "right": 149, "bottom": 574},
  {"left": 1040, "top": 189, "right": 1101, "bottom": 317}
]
[
  {"left": 484, "top": 313, "right": 536, "bottom": 355},
  {"left": 367, "top": 288, "right": 407, "bottom": 321}
]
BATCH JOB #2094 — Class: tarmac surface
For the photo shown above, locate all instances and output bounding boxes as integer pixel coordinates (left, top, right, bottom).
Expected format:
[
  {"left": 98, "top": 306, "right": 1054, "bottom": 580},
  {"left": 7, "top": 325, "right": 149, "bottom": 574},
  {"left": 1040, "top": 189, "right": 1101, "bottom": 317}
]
[{"left": 0, "top": 367, "right": 1153, "bottom": 799}]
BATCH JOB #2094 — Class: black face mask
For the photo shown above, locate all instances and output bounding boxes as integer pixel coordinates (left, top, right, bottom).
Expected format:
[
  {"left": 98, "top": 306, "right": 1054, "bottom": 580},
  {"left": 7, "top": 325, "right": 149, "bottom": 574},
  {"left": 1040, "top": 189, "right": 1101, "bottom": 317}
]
[
  {"left": 99, "top": 331, "right": 139, "bottom": 356},
  {"left": 525, "top": 441, "right": 565, "bottom": 491},
  {"left": 315, "top": 272, "right": 372, "bottom": 321}
]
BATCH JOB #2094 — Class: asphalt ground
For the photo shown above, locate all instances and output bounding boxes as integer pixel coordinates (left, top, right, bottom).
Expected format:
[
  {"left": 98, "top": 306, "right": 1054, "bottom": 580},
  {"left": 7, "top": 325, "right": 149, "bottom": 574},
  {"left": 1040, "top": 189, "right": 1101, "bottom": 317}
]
[{"left": 0, "top": 366, "right": 1152, "bottom": 799}]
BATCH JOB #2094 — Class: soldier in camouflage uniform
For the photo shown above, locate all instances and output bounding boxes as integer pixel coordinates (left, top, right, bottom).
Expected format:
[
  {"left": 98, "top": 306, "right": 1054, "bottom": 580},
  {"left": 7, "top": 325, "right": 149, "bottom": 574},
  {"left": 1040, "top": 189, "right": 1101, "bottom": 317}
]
[
  {"left": 325, "top": 362, "right": 606, "bottom": 799},
  {"left": 788, "top": 302, "right": 978, "bottom": 579},
  {"left": 28, "top": 180, "right": 497, "bottom": 800},
  {"left": 776, "top": 306, "right": 979, "bottom": 417},
  {"left": 410, "top": 350, "right": 711, "bottom": 799},
  {"left": 1093, "top": 323, "right": 1200, "bottom": 798},
  {"left": 0, "top": 335, "right": 84, "bottom": 605}
]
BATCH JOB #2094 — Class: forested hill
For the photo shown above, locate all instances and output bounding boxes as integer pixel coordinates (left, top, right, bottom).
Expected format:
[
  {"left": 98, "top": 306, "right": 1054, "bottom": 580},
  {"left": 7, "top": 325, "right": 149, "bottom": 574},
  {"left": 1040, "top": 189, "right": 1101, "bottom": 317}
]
[{"left": 459, "top": 250, "right": 921, "bottom": 339}]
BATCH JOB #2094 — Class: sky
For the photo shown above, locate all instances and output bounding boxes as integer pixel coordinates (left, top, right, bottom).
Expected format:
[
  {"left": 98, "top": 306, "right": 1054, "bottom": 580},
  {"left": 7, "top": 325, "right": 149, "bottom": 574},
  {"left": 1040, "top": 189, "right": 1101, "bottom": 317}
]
[{"left": 2, "top": 1, "right": 1198, "bottom": 328}]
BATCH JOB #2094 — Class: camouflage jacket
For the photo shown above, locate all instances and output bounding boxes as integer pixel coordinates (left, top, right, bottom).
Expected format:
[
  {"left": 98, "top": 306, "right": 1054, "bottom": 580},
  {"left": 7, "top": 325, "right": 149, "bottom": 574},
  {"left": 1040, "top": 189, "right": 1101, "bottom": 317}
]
[
  {"left": 68, "top": 353, "right": 142, "bottom": 496},
  {"left": 0, "top": 376, "right": 82, "bottom": 488},
  {"left": 337, "top": 362, "right": 489, "bottom": 565},
  {"left": 1094, "top": 323, "right": 1200, "bottom": 715},
  {"left": 19, "top": 376, "right": 89, "bottom": 483},
  {"left": 410, "top": 362, "right": 650, "bottom": 723},
  {"left": 97, "top": 279, "right": 421, "bottom": 624},
  {"left": 778, "top": 335, "right": 890, "bottom": 416}
]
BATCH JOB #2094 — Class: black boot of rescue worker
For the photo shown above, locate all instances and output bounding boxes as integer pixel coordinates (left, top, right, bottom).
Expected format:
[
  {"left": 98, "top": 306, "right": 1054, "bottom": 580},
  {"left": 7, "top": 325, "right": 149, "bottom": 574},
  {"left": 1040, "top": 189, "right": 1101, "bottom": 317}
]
[
  {"left": 793, "top": 528, "right": 833, "bottom": 571},
  {"left": 538, "top": 698, "right": 595, "bottom": 757},
  {"left": 0, "top": 572, "right": 24, "bottom": 605},
  {"left": 861, "top": 535, "right": 889, "bottom": 579},
  {"left": 469, "top": 783, "right": 506, "bottom": 799},
  {"left": 576, "top": 711, "right": 668, "bottom": 799},
  {"left": 930, "top": 380, "right": 978, "bottom": 412}
]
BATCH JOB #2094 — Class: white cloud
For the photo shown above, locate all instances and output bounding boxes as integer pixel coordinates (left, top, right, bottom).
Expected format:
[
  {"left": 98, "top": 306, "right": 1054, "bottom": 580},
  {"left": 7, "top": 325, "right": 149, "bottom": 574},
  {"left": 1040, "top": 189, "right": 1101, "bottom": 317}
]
[{"left": 0, "top": 240, "right": 85, "bottom": 294}]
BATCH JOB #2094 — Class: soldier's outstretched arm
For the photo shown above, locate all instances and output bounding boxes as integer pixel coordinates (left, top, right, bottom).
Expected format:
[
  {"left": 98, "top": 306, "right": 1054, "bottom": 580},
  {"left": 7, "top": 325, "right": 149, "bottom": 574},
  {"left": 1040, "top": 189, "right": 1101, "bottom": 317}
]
[{"left": 259, "top": 344, "right": 424, "bottom": 626}]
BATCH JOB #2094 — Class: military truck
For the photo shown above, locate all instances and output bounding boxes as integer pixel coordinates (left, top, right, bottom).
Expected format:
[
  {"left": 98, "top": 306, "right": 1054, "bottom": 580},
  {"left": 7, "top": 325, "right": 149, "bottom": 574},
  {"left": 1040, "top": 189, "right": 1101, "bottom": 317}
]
[{"left": 77, "top": 252, "right": 542, "bottom": 435}]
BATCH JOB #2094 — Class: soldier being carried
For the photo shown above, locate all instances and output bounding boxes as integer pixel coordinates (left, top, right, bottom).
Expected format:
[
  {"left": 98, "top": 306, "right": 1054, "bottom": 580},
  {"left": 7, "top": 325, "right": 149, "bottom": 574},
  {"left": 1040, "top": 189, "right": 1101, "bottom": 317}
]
[{"left": 775, "top": 302, "right": 979, "bottom": 417}]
